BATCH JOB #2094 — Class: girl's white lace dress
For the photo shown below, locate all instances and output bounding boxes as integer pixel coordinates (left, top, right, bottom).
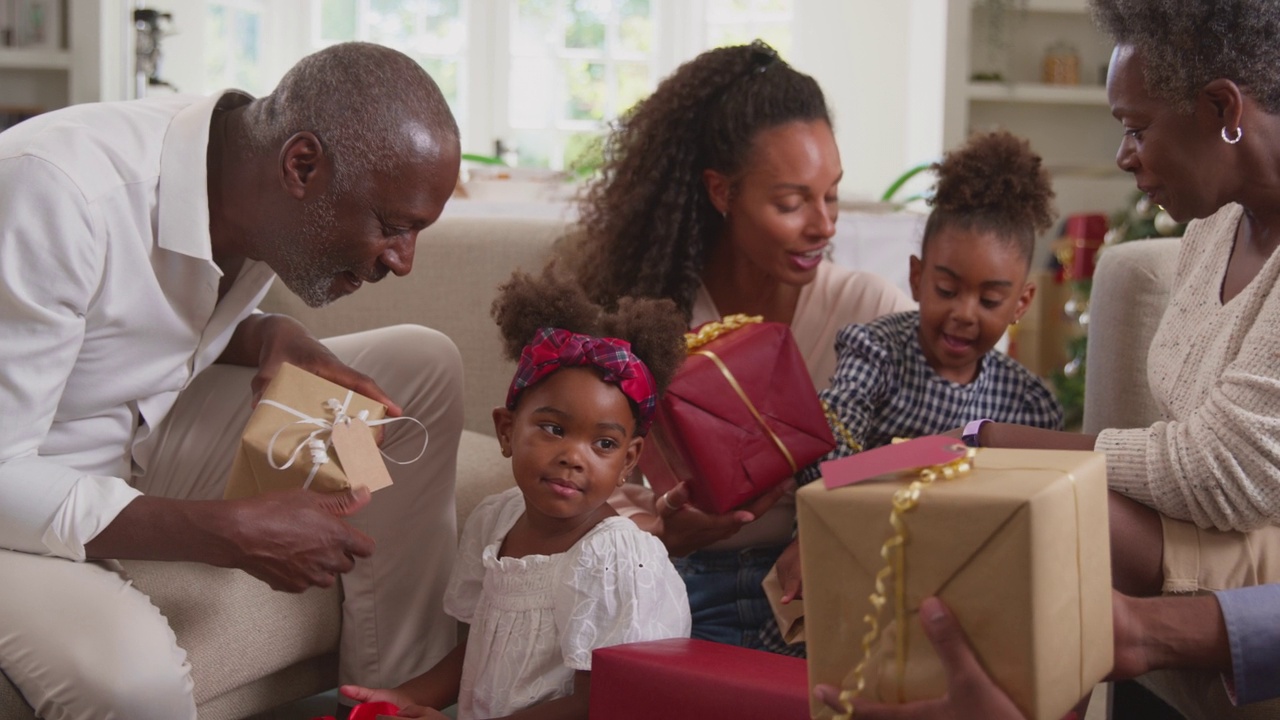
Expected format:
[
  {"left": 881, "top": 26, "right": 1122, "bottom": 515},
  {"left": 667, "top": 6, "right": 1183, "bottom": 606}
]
[{"left": 444, "top": 487, "right": 692, "bottom": 719}]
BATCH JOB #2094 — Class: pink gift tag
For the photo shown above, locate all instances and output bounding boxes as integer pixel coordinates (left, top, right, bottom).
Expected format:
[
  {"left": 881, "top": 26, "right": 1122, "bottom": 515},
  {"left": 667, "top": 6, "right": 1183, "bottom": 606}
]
[{"left": 821, "top": 435, "right": 968, "bottom": 490}]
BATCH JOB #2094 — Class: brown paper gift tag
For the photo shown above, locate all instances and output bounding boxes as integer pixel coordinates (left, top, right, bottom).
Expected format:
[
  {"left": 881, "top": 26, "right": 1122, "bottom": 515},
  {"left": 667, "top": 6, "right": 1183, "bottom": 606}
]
[
  {"left": 330, "top": 417, "right": 394, "bottom": 493},
  {"left": 762, "top": 564, "right": 805, "bottom": 645}
]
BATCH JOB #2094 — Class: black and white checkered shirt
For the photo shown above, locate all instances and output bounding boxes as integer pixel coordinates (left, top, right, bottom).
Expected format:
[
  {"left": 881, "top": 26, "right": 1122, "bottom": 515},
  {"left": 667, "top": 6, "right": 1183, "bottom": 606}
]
[
  {"left": 764, "top": 312, "right": 1063, "bottom": 656},
  {"left": 798, "top": 311, "right": 1064, "bottom": 486}
]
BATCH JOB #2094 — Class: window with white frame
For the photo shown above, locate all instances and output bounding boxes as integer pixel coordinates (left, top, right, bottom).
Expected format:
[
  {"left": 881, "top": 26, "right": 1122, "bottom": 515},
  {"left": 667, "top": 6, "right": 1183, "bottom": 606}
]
[
  {"left": 203, "top": 0, "right": 796, "bottom": 169},
  {"left": 705, "top": 0, "right": 792, "bottom": 59},
  {"left": 313, "top": 0, "right": 470, "bottom": 131},
  {"left": 206, "top": 0, "right": 268, "bottom": 94},
  {"left": 503, "top": 0, "right": 656, "bottom": 169}
]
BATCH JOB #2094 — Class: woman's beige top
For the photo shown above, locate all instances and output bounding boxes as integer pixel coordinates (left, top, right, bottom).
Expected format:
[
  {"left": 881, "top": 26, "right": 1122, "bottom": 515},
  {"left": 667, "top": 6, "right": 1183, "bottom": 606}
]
[{"left": 1097, "top": 204, "right": 1280, "bottom": 532}]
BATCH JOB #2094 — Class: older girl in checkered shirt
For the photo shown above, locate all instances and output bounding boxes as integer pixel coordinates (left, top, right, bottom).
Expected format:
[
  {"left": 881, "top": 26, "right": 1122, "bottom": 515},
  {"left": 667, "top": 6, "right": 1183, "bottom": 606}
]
[
  {"left": 769, "top": 131, "right": 1064, "bottom": 619},
  {"left": 809, "top": 130, "right": 1064, "bottom": 462}
]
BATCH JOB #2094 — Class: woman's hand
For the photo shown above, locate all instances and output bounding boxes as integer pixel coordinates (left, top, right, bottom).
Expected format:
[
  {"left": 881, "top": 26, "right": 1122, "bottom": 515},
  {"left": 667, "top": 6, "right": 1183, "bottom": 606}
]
[
  {"left": 775, "top": 537, "right": 803, "bottom": 602},
  {"left": 813, "top": 597, "right": 1027, "bottom": 720},
  {"left": 619, "top": 481, "right": 791, "bottom": 557}
]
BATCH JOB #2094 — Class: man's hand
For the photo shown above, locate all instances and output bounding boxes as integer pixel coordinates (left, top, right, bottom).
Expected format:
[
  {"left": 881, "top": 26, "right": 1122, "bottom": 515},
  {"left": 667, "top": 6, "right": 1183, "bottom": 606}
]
[
  {"left": 219, "top": 313, "right": 402, "bottom": 418},
  {"left": 1108, "top": 589, "right": 1230, "bottom": 681},
  {"left": 814, "top": 596, "right": 1027, "bottom": 720},
  {"left": 619, "top": 481, "right": 790, "bottom": 557},
  {"left": 252, "top": 315, "right": 402, "bottom": 417},
  {"left": 1109, "top": 589, "right": 1152, "bottom": 680},
  {"left": 226, "top": 486, "right": 376, "bottom": 592}
]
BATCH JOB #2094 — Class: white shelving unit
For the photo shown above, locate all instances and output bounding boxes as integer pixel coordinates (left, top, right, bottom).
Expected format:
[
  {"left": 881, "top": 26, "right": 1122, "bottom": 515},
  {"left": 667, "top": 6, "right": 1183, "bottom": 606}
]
[
  {"left": 0, "top": 0, "right": 131, "bottom": 122},
  {"left": 0, "top": 47, "right": 72, "bottom": 69},
  {"left": 943, "top": 0, "right": 1134, "bottom": 258}
]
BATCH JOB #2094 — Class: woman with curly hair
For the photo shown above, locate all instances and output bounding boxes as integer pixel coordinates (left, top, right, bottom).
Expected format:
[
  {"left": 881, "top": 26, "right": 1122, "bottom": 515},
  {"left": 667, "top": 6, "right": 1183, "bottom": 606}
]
[
  {"left": 563, "top": 41, "right": 913, "bottom": 655},
  {"left": 957, "top": 1, "right": 1280, "bottom": 717}
]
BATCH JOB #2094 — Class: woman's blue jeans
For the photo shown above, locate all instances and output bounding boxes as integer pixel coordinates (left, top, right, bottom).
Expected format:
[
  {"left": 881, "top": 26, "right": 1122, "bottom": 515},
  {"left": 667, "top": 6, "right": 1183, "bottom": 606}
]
[{"left": 673, "top": 543, "right": 788, "bottom": 650}]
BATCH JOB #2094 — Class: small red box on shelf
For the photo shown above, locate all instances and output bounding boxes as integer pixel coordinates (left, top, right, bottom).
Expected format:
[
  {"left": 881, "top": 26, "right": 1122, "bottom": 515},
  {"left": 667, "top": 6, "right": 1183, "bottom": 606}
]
[
  {"left": 589, "top": 638, "right": 809, "bottom": 720},
  {"left": 638, "top": 316, "right": 835, "bottom": 514}
]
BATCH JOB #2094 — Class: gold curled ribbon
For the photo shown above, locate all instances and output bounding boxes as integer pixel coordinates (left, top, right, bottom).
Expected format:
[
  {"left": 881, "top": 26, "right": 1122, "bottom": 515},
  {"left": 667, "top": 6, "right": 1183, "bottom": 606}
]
[
  {"left": 822, "top": 399, "right": 863, "bottom": 455},
  {"left": 694, "top": 349, "right": 797, "bottom": 473},
  {"left": 684, "top": 314, "right": 763, "bottom": 351},
  {"left": 835, "top": 447, "right": 977, "bottom": 720}
]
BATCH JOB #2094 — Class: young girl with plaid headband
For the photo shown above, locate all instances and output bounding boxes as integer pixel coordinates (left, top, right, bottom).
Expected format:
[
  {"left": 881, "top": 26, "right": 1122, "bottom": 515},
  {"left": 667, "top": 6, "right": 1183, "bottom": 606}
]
[{"left": 340, "top": 269, "right": 691, "bottom": 719}]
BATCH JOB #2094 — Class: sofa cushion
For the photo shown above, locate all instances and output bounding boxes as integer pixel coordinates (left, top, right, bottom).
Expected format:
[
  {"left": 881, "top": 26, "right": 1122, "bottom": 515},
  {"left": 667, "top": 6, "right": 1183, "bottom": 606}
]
[
  {"left": 1083, "top": 237, "right": 1180, "bottom": 434},
  {"left": 119, "top": 560, "right": 342, "bottom": 708},
  {"left": 457, "top": 429, "right": 516, "bottom": 528}
]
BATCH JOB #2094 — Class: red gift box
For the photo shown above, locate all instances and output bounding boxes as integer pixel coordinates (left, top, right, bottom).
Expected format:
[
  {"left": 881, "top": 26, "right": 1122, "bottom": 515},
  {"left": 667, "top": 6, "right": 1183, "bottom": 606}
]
[
  {"left": 638, "top": 317, "right": 835, "bottom": 514},
  {"left": 588, "top": 638, "right": 809, "bottom": 720}
]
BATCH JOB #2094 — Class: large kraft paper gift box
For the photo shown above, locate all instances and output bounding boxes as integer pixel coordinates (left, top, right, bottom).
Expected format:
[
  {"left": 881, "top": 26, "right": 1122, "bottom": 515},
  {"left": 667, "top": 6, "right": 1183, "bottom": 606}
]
[
  {"left": 224, "top": 362, "right": 388, "bottom": 499},
  {"left": 638, "top": 315, "right": 835, "bottom": 514},
  {"left": 797, "top": 445, "right": 1112, "bottom": 720}
]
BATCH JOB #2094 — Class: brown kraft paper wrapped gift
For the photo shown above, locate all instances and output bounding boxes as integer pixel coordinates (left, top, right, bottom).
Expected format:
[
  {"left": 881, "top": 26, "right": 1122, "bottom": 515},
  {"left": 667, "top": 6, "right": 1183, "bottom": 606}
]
[
  {"left": 797, "top": 447, "right": 1113, "bottom": 720},
  {"left": 224, "top": 362, "right": 389, "bottom": 499}
]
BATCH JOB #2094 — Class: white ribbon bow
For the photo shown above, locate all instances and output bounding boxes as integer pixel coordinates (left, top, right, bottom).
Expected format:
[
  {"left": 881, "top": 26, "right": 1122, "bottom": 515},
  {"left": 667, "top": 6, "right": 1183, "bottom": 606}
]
[{"left": 261, "top": 391, "right": 429, "bottom": 490}]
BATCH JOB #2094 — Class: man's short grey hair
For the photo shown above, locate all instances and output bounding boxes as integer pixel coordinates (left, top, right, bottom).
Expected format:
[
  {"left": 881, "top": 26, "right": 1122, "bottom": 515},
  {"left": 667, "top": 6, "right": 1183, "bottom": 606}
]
[{"left": 244, "top": 42, "right": 459, "bottom": 193}]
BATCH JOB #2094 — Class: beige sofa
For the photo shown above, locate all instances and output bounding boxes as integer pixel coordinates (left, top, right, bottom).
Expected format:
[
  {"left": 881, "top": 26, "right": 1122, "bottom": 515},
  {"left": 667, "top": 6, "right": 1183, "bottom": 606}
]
[{"left": 0, "top": 215, "right": 571, "bottom": 719}]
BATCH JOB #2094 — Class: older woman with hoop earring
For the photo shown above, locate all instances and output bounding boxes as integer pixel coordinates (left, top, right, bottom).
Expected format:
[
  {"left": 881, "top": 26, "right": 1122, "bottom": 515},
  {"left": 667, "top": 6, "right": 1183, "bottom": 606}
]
[{"left": 955, "top": 1, "right": 1280, "bottom": 717}]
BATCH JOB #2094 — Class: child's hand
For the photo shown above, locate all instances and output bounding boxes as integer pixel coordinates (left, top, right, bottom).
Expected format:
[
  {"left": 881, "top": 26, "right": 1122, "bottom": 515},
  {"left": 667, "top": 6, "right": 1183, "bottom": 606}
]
[
  {"left": 339, "top": 685, "right": 418, "bottom": 712},
  {"left": 380, "top": 706, "right": 450, "bottom": 719}
]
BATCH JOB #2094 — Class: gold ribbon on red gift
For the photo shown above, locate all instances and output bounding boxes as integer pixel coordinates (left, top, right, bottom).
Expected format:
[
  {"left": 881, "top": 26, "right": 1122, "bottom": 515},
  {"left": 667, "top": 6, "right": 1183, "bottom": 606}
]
[
  {"left": 684, "top": 313, "right": 764, "bottom": 351},
  {"left": 686, "top": 315, "right": 798, "bottom": 473}
]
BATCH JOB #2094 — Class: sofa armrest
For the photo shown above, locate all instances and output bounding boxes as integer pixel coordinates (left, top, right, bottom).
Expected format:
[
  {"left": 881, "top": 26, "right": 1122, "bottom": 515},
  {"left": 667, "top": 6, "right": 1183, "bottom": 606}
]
[{"left": 1082, "top": 237, "right": 1180, "bottom": 434}]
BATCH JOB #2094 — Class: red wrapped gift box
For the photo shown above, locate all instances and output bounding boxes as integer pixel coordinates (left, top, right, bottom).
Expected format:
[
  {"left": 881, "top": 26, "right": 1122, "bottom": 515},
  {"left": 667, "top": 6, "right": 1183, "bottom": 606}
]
[
  {"left": 638, "top": 317, "right": 835, "bottom": 514},
  {"left": 589, "top": 638, "right": 809, "bottom": 720}
]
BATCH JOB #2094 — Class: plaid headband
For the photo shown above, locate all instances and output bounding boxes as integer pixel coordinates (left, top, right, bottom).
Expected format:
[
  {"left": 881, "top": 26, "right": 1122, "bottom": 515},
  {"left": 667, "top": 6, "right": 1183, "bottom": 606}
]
[{"left": 505, "top": 327, "right": 659, "bottom": 435}]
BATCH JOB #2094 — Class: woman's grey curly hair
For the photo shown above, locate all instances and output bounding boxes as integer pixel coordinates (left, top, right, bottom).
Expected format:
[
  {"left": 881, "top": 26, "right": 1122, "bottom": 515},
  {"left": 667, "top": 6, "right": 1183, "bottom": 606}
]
[{"left": 1091, "top": 0, "right": 1280, "bottom": 113}]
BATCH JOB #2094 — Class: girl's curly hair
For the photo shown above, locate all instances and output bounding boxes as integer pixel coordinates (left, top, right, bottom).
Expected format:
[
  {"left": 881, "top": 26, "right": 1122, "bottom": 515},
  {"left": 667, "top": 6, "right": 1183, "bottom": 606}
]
[
  {"left": 1091, "top": 0, "right": 1280, "bottom": 114},
  {"left": 922, "top": 130, "right": 1056, "bottom": 266},
  {"left": 564, "top": 41, "right": 830, "bottom": 318},
  {"left": 490, "top": 266, "right": 687, "bottom": 397}
]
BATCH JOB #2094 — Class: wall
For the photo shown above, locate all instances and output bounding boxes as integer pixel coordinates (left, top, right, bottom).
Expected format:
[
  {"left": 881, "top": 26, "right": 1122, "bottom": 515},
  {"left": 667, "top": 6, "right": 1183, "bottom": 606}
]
[
  {"left": 83, "top": 0, "right": 950, "bottom": 202},
  {"left": 792, "top": 0, "right": 948, "bottom": 202}
]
